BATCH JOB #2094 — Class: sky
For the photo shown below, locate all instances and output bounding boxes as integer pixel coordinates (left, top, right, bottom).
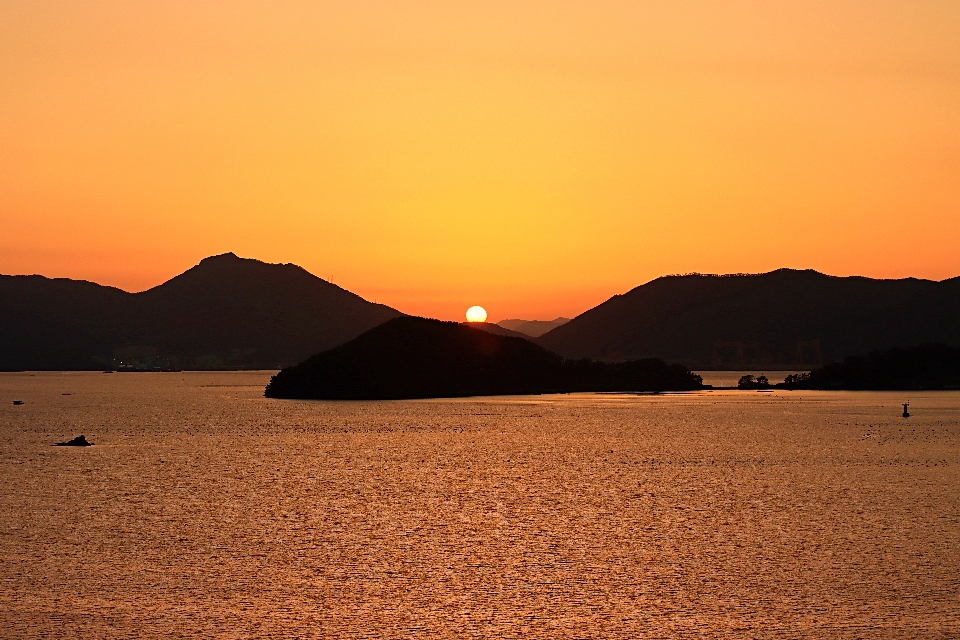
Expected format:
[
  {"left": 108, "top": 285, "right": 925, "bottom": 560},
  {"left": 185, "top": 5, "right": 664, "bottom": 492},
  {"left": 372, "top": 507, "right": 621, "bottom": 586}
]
[{"left": 2, "top": 1, "right": 959, "bottom": 321}]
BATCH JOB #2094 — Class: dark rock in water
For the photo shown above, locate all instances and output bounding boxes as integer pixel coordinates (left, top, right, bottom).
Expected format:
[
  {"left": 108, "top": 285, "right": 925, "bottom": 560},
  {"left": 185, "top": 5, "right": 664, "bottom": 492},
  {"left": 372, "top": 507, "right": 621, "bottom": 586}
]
[
  {"left": 265, "top": 316, "right": 703, "bottom": 400},
  {"left": 54, "top": 435, "right": 92, "bottom": 447}
]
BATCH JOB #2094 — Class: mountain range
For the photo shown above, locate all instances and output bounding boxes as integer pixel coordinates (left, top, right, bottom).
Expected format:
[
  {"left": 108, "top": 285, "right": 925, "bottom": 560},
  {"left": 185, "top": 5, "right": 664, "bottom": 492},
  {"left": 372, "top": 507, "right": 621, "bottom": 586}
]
[
  {"left": 538, "top": 269, "right": 960, "bottom": 368},
  {"left": 0, "top": 253, "right": 401, "bottom": 370},
  {"left": 3, "top": 257, "right": 959, "bottom": 371}
]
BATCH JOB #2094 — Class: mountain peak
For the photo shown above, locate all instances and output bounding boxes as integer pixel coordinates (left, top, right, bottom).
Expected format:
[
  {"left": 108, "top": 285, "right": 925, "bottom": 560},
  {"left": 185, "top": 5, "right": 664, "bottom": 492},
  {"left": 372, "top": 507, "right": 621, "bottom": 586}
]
[
  {"left": 199, "top": 252, "right": 241, "bottom": 263},
  {"left": 0, "top": 253, "right": 404, "bottom": 370},
  {"left": 187, "top": 253, "right": 320, "bottom": 283},
  {"left": 195, "top": 252, "right": 275, "bottom": 271}
]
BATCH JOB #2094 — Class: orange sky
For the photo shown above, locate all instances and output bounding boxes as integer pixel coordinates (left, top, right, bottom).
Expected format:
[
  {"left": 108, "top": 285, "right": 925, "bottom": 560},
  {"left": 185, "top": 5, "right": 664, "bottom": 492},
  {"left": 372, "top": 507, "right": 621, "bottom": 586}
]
[{"left": 2, "top": 1, "right": 959, "bottom": 321}]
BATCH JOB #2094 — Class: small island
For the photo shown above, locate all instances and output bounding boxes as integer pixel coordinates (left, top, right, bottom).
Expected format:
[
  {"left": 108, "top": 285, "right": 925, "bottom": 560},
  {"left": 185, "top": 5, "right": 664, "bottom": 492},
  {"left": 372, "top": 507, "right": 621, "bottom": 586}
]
[{"left": 264, "top": 316, "right": 703, "bottom": 400}]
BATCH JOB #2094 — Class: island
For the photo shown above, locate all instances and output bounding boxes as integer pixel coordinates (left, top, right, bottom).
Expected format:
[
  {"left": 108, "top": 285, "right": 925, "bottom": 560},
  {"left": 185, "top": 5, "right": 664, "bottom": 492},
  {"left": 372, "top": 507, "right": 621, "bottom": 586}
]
[
  {"left": 264, "top": 316, "right": 703, "bottom": 400},
  {"left": 54, "top": 435, "right": 93, "bottom": 447}
]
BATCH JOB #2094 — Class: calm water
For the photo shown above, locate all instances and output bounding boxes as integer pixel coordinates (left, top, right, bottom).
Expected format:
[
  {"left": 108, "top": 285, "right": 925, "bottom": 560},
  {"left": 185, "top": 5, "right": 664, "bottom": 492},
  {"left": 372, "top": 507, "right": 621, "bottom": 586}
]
[
  {"left": 695, "top": 371, "right": 808, "bottom": 388},
  {"left": 1, "top": 372, "right": 958, "bottom": 638}
]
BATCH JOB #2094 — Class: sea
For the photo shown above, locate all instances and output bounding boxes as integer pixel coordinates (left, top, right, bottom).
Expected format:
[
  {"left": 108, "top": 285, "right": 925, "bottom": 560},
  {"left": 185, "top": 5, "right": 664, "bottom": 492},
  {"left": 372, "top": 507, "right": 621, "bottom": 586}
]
[{"left": 1, "top": 371, "right": 958, "bottom": 638}]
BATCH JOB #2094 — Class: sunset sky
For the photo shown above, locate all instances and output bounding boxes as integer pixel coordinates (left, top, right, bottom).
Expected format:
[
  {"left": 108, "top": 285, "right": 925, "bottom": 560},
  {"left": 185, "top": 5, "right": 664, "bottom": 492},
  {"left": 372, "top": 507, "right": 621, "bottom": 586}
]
[{"left": 2, "top": 1, "right": 959, "bottom": 321}]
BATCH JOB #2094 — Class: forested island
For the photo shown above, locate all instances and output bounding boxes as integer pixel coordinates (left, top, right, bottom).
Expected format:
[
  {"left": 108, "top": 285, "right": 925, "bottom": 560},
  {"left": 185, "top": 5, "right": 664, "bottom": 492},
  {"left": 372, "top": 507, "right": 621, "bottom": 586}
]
[
  {"left": 264, "top": 317, "right": 703, "bottom": 400},
  {"left": 780, "top": 343, "right": 960, "bottom": 390}
]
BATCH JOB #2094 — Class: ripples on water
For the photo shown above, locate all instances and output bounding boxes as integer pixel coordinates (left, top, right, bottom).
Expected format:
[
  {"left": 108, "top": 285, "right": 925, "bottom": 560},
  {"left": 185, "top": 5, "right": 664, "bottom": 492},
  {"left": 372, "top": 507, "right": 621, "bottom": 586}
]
[{"left": 1, "top": 372, "right": 958, "bottom": 638}]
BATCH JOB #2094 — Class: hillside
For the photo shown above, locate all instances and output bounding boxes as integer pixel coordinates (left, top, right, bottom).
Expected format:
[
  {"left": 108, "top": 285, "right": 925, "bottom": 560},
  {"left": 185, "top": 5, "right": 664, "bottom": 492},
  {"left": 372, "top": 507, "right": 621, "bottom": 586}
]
[
  {"left": 459, "top": 322, "right": 531, "bottom": 339},
  {"left": 538, "top": 269, "right": 960, "bottom": 368},
  {"left": 0, "top": 253, "right": 402, "bottom": 370},
  {"left": 780, "top": 343, "right": 960, "bottom": 390},
  {"left": 264, "top": 316, "right": 702, "bottom": 400},
  {"left": 0, "top": 276, "right": 133, "bottom": 370}
]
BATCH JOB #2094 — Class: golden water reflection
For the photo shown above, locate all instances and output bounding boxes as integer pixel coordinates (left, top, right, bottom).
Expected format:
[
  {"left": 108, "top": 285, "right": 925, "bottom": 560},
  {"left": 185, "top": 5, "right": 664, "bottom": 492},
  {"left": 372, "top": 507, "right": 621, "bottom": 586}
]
[{"left": 1, "top": 372, "right": 958, "bottom": 637}]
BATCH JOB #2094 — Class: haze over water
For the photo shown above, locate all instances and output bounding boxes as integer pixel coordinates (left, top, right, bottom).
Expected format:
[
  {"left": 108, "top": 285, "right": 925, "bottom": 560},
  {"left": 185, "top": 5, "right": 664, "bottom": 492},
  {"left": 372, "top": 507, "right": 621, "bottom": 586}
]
[{"left": 2, "top": 372, "right": 958, "bottom": 637}]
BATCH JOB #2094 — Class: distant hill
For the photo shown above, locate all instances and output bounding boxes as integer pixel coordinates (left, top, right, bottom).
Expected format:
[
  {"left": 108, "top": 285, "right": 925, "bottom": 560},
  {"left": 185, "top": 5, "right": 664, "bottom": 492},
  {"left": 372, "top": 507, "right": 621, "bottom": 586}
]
[
  {"left": 0, "top": 253, "right": 402, "bottom": 370},
  {"left": 780, "top": 343, "right": 960, "bottom": 390},
  {"left": 497, "top": 317, "right": 570, "bottom": 338},
  {"left": 460, "top": 322, "right": 532, "bottom": 338},
  {"left": 538, "top": 269, "right": 960, "bottom": 368},
  {"left": 264, "top": 316, "right": 702, "bottom": 400}
]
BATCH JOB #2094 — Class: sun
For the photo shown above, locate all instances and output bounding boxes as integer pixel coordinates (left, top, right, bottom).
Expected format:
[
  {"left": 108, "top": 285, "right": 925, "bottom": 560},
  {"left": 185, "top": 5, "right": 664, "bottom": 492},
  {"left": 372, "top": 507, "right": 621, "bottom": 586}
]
[{"left": 465, "top": 306, "right": 488, "bottom": 323}]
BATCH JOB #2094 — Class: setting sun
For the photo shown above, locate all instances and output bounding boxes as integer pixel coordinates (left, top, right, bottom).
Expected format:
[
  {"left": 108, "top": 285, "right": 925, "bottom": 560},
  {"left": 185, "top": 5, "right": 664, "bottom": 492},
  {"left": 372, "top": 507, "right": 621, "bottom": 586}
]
[
  {"left": 2, "top": 3, "right": 958, "bottom": 634},
  {"left": 465, "top": 306, "right": 487, "bottom": 323}
]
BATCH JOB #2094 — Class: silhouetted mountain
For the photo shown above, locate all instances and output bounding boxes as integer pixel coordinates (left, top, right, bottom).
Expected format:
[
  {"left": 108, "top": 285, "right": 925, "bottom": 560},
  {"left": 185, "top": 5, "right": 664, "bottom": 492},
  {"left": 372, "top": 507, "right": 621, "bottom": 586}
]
[
  {"left": 497, "top": 317, "right": 570, "bottom": 337},
  {"left": 538, "top": 269, "right": 960, "bottom": 368},
  {"left": 780, "top": 343, "right": 960, "bottom": 390},
  {"left": 0, "top": 276, "right": 132, "bottom": 370},
  {"left": 264, "top": 316, "right": 703, "bottom": 400},
  {"left": 0, "top": 253, "right": 402, "bottom": 370}
]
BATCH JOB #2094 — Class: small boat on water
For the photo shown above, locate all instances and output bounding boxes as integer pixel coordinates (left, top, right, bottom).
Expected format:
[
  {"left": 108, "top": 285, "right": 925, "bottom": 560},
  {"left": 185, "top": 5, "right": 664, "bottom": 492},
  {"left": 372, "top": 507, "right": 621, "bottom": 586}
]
[{"left": 12, "top": 400, "right": 24, "bottom": 405}]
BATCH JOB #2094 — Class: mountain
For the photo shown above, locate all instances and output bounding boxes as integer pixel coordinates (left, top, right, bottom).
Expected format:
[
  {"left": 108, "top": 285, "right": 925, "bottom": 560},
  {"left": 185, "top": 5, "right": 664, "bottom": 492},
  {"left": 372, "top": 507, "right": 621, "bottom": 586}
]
[
  {"left": 496, "top": 317, "right": 570, "bottom": 338},
  {"left": 538, "top": 269, "right": 960, "bottom": 368},
  {"left": 0, "top": 276, "right": 134, "bottom": 371},
  {"left": 264, "top": 316, "right": 702, "bottom": 400},
  {"left": 0, "top": 253, "right": 402, "bottom": 370},
  {"left": 780, "top": 343, "right": 960, "bottom": 390}
]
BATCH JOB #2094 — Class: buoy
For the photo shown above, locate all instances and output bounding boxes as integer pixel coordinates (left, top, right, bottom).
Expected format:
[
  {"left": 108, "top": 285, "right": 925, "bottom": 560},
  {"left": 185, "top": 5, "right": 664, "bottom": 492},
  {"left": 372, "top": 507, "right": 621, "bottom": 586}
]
[{"left": 902, "top": 402, "right": 910, "bottom": 418}]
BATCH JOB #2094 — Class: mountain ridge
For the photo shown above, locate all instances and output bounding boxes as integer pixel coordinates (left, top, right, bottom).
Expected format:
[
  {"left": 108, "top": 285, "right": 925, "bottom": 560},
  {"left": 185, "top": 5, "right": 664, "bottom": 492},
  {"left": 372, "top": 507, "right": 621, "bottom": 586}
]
[
  {"left": 538, "top": 268, "right": 960, "bottom": 368},
  {"left": 5, "top": 260, "right": 958, "bottom": 371},
  {"left": 0, "top": 253, "right": 402, "bottom": 370},
  {"left": 460, "top": 322, "right": 532, "bottom": 339},
  {"left": 496, "top": 317, "right": 570, "bottom": 337}
]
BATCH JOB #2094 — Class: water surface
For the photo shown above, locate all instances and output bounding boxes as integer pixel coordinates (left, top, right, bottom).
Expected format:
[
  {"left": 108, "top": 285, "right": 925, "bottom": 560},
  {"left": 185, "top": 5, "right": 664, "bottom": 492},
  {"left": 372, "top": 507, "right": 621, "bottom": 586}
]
[{"left": 1, "top": 372, "right": 958, "bottom": 637}]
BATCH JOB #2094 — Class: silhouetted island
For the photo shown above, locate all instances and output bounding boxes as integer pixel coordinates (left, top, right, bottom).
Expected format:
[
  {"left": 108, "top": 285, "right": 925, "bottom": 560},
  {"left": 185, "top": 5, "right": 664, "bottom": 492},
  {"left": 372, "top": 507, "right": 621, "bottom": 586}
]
[
  {"left": 780, "top": 344, "right": 960, "bottom": 390},
  {"left": 737, "top": 374, "right": 771, "bottom": 390},
  {"left": 264, "top": 316, "right": 703, "bottom": 400}
]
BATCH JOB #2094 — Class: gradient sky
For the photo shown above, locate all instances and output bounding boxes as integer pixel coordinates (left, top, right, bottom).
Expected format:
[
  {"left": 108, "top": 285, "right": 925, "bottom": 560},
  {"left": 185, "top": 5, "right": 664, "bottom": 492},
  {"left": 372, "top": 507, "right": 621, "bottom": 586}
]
[{"left": 2, "top": 1, "right": 959, "bottom": 321}]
